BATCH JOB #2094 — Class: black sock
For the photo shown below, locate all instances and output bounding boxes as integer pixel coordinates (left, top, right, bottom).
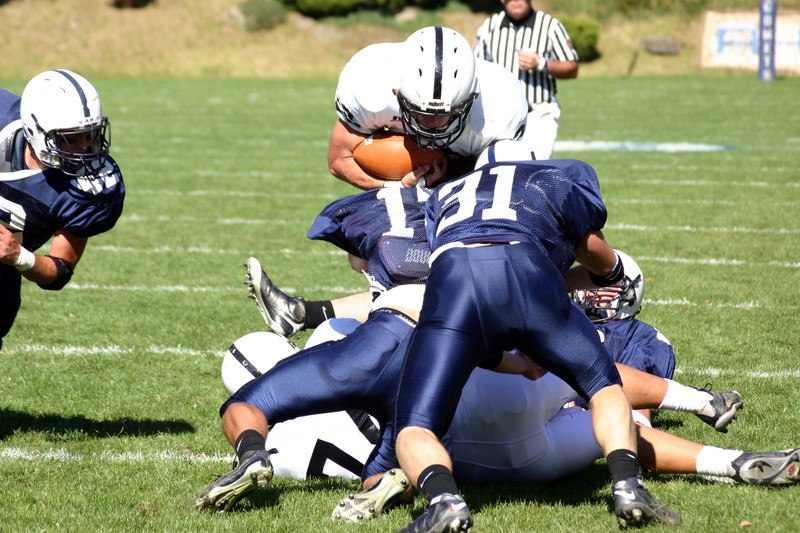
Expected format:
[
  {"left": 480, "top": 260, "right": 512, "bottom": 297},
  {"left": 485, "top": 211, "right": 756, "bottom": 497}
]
[
  {"left": 606, "top": 449, "right": 641, "bottom": 484},
  {"left": 305, "top": 300, "right": 335, "bottom": 329},
  {"left": 417, "top": 464, "right": 459, "bottom": 502},
  {"left": 234, "top": 429, "right": 265, "bottom": 460}
]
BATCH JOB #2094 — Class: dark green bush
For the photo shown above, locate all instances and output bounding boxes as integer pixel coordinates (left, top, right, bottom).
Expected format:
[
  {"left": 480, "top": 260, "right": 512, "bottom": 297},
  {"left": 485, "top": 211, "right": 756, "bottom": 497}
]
[
  {"left": 239, "top": 0, "right": 288, "bottom": 31},
  {"left": 561, "top": 14, "right": 600, "bottom": 62},
  {"left": 293, "top": 0, "right": 415, "bottom": 18},
  {"left": 614, "top": 0, "right": 709, "bottom": 17}
]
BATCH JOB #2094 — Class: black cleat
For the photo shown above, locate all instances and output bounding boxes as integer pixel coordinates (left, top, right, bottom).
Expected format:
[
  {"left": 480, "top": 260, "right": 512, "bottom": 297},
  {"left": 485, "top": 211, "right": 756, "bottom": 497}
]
[
  {"left": 193, "top": 449, "right": 273, "bottom": 512},
  {"left": 399, "top": 493, "right": 472, "bottom": 533},
  {"left": 732, "top": 448, "right": 800, "bottom": 485},
  {"left": 695, "top": 389, "right": 743, "bottom": 433},
  {"left": 244, "top": 257, "right": 306, "bottom": 337},
  {"left": 613, "top": 477, "right": 681, "bottom": 528}
]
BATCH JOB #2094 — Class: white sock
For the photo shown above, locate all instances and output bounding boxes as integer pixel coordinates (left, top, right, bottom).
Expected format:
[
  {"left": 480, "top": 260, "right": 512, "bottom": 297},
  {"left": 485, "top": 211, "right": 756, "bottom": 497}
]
[
  {"left": 695, "top": 446, "right": 744, "bottom": 477},
  {"left": 658, "top": 379, "right": 713, "bottom": 414}
]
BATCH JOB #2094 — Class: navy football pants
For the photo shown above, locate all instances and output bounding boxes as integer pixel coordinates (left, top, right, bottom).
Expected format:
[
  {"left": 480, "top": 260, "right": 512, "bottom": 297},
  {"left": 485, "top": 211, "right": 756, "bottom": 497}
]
[
  {"left": 395, "top": 243, "right": 622, "bottom": 437},
  {"left": 223, "top": 310, "right": 414, "bottom": 479}
]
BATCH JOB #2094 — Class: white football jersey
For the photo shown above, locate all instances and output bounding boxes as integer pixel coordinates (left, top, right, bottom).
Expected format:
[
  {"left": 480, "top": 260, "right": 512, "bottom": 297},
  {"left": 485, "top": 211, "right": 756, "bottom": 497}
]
[
  {"left": 228, "top": 320, "right": 602, "bottom": 484},
  {"left": 444, "top": 369, "right": 603, "bottom": 483},
  {"left": 334, "top": 43, "right": 528, "bottom": 157},
  {"left": 267, "top": 410, "right": 375, "bottom": 481}
]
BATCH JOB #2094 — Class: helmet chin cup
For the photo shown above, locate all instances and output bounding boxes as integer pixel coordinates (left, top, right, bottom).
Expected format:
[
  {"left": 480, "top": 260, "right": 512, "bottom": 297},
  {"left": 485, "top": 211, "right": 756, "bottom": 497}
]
[{"left": 398, "top": 92, "right": 476, "bottom": 149}]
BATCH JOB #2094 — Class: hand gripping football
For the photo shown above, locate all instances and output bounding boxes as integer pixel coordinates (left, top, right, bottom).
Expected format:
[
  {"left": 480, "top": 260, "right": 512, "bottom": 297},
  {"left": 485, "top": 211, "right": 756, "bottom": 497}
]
[{"left": 353, "top": 133, "right": 446, "bottom": 181}]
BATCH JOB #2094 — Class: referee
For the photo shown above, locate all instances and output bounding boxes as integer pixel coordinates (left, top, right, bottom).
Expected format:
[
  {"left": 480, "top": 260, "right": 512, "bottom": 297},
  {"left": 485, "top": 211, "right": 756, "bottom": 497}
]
[{"left": 474, "top": 0, "right": 578, "bottom": 160}]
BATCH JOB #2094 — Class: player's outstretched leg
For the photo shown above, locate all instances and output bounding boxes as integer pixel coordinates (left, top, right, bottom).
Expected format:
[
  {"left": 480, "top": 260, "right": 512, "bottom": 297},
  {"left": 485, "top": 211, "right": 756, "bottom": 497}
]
[
  {"left": 399, "top": 493, "right": 472, "bottom": 533},
  {"left": 243, "top": 257, "right": 306, "bottom": 337},
  {"left": 332, "top": 468, "right": 411, "bottom": 522},
  {"left": 732, "top": 448, "right": 800, "bottom": 485},
  {"left": 193, "top": 449, "right": 273, "bottom": 512},
  {"left": 613, "top": 477, "right": 682, "bottom": 528},
  {"left": 694, "top": 389, "right": 743, "bottom": 433}
]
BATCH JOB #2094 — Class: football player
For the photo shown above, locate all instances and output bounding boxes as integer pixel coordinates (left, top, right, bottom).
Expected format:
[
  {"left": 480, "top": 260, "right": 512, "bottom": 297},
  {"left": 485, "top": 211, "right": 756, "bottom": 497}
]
[
  {"left": 329, "top": 26, "right": 528, "bottom": 190},
  {"left": 392, "top": 157, "right": 681, "bottom": 530},
  {"left": 219, "top": 328, "right": 798, "bottom": 514},
  {"left": 194, "top": 148, "right": 735, "bottom": 522},
  {"left": 194, "top": 184, "right": 438, "bottom": 512},
  {"left": 0, "top": 70, "right": 125, "bottom": 349}
]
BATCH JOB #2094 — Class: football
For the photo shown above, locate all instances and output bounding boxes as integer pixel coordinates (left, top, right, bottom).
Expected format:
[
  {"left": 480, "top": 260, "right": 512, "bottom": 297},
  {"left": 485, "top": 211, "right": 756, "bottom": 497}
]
[{"left": 353, "top": 133, "right": 446, "bottom": 181}]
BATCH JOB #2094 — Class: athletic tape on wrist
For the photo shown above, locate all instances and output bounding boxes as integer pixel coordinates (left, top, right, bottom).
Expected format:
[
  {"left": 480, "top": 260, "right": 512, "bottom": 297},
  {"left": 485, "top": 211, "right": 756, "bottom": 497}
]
[{"left": 14, "top": 246, "right": 35, "bottom": 271}]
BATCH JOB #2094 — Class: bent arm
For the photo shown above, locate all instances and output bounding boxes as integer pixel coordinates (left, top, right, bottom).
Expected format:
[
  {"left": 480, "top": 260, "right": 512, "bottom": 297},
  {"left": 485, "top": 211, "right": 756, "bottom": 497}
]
[
  {"left": 546, "top": 59, "right": 578, "bottom": 79},
  {"left": 327, "top": 120, "right": 388, "bottom": 190},
  {"left": 564, "top": 230, "right": 618, "bottom": 290},
  {"left": 20, "top": 230, "right": 85, "bottom": 287}
]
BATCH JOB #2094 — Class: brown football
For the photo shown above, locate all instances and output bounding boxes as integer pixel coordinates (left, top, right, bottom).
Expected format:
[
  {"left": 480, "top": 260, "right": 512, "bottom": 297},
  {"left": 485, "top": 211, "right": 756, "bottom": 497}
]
[{"left": 353, "top": 133, "right": 446, "bottom": 181}]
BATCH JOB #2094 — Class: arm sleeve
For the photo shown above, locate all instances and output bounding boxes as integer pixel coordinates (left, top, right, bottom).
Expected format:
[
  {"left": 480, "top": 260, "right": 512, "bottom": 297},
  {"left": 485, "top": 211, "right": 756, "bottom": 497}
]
[
  {"left": 549, "top": 19, "right": 580, "bottom": 62},
  {"left": 560, "top": 162, "right": 607, "bottom": 242}
]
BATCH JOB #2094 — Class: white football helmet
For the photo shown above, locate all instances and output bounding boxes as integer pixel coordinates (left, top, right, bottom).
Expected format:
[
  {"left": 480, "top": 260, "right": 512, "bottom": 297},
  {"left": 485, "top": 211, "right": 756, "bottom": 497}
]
[
  {"left": 20, "top": 69, "right": 110, "bottom": 176},
  {"left": 221, "top": 332, "right": 299, "bottom": 395},
  {"left": 474, "top": 139, "right": 536, "bottom": 169},
  {"left": 572, "top": 250, "right": 644, "bottom": 323},
  {"left": 397, "top": 26, "right": 478, "bottom": 150}
]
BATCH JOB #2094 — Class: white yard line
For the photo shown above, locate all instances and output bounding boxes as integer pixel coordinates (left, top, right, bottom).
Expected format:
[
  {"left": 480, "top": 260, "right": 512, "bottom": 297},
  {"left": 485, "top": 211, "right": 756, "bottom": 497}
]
[
  {"left": 91, "top": 244, "right": 346, "bottom": 256},
  {"left": 606, "top": 223, "right": 800, "bottom": 236},
  {"left": 0, "top": 447, "right": 233, "bottom": 464},
  {"left": 65, "top": 283, "right": 362, "bottom": 294}
]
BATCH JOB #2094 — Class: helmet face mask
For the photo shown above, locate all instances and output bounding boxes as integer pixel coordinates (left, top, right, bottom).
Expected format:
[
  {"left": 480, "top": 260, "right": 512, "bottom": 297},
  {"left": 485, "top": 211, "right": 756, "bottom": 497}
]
[
  {"left": 21, "top": 70, "right": 111, "bottom": 177},
  {"left": 572, "top": 250, "right": 644, "bottom": 323},
  {"left": 397, "top": 91, "right": 476, "bottom": 149},
  {"left": 397, "top": 26, "right": 479, "bottom": 150},
  {"left": 39, "top": 118, "right": 111, "bottom": 175}
]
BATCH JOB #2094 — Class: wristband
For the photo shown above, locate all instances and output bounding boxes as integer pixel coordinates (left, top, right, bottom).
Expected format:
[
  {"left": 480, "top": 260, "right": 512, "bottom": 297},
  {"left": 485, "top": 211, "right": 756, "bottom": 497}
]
[
  {"left": 589, "top": 252, "right": 624, "bottom": 287},
  {"left": 15, "top": 246, "right": 36, "bottom": 271},
  {"left": 537, "top": 59, "right": 549, "bottom": 72}
]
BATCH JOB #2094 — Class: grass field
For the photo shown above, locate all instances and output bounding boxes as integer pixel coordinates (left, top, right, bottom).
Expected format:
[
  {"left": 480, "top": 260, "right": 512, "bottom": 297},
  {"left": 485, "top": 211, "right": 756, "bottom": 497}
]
[{"left": 0, "top": 74, "right": 799, "bottom": 531}]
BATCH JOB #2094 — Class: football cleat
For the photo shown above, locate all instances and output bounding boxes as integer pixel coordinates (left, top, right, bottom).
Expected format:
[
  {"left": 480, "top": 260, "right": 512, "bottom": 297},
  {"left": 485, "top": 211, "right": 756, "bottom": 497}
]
[
  {"left": 332, "top": 468, "right": 410, "bottom": 522},
  {"left": 613, "top": 477, "right": 682, "bottom": 529},
  {"left": 244, "top": 257, "right": 306, "bottom": 337},
  {"left": 399, "top": 493, "right": 472, "bottom": 533},
  {"left": 695, "top": 389, "right": 743, "bottom": 433},
  {"left": 193, "top": 449, "right": 273, "bottom": 512},
  {"left": 732, "top": 448, "right": 800, "bottom": 485}
]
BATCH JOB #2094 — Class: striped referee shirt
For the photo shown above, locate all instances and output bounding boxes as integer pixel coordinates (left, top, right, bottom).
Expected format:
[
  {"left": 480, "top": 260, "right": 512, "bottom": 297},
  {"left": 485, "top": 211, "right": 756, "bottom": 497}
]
[{"left": 475, "top": 10, "right": 578, "bottom": 107}]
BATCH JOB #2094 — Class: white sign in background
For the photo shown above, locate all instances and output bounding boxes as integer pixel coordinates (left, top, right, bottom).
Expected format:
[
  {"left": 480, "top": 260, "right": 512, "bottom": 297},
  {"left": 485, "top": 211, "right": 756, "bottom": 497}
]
[{"left": 701, "top": 10, "right": 800, "bottom": 73}]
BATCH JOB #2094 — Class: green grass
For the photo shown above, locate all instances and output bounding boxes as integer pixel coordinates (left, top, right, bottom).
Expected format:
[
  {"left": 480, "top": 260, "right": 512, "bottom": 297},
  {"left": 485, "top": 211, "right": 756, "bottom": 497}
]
[{"left": 1, "top": 74, "right": 799, "bottom": 531}]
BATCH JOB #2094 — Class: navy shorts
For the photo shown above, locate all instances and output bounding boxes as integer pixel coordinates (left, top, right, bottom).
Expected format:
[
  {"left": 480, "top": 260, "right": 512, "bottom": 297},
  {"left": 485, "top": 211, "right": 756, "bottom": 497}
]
[{"left": 395, "top": 243, "right": 621, "bottom": 436}]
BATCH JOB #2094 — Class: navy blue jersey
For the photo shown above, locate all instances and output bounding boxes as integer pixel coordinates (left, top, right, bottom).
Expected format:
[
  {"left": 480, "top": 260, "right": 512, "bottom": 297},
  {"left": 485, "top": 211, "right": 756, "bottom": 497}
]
[
  {"left": 425, "top": 159, "right": 606, "bottom": 273},
  {"left": 0, "top": 91, "right": 125, "bottom": 251},
  {"left": 598, "top": 319, "right": 675, "bottom": 379},
  {"left": 307, "top": 186, "right": 430, "bottom": 291},
  {"left": 0, "top": 89, "right": 20, "bottom": 127}
]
